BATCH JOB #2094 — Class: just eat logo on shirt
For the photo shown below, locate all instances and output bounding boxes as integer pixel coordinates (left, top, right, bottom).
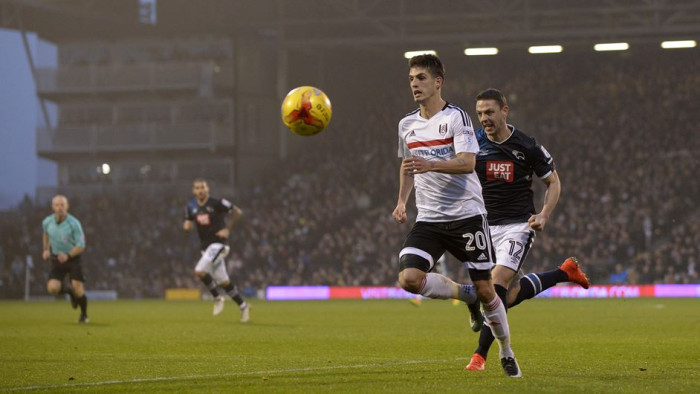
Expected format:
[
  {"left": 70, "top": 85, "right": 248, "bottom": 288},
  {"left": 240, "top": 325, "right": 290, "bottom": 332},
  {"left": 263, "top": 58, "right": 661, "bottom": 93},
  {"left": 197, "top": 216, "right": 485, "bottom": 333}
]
[
  {"left": 196, "top": 213, "right": 211, "bottom": 226},
  {"left": 486, "top": 161, "right": 514, "bottom": 182}
]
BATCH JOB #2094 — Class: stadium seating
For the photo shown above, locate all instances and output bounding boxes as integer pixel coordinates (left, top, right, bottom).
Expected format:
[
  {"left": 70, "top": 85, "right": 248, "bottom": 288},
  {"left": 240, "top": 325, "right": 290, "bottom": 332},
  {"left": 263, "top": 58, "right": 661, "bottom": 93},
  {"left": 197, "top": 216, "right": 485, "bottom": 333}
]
[{"left": 1, "top": 50, "right": 698, "bottom": 299}]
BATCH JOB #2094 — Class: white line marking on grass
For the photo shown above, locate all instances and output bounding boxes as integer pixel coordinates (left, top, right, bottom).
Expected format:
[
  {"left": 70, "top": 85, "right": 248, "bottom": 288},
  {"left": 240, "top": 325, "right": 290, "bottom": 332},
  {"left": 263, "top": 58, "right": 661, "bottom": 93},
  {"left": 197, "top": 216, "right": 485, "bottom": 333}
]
[{"left": 1, "top": 357, "right": 468, "bottom": 391}]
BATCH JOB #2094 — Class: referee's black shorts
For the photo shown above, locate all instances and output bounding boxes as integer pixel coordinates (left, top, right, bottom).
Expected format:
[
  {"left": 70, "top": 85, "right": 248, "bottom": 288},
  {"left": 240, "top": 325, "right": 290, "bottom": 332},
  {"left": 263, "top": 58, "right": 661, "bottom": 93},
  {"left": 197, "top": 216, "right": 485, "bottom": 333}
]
[{"left": 48, "top": 255, "right": 85, "bottom": 282}]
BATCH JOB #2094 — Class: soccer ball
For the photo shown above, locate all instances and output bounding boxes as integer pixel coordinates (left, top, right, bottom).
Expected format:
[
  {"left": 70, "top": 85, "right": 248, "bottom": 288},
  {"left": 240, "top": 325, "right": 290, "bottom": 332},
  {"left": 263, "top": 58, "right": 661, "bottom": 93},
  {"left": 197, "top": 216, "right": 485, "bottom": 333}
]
[{"left": 281, "top": 86, "right": 332, "bottom": 136}]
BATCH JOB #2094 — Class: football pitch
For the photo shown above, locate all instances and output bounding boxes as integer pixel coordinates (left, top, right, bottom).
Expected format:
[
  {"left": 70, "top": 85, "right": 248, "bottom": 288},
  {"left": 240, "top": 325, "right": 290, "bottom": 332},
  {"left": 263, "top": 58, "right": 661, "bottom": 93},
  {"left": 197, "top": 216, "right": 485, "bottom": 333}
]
[{"left": 1, "top": 298, "right": 698, "bottom": 393}]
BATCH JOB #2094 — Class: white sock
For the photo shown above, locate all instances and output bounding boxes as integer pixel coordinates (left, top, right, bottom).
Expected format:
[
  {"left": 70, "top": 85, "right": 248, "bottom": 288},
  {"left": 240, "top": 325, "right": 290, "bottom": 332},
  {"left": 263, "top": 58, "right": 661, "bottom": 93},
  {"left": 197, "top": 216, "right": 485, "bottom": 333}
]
[
  {"left": 482, "top": 296, "right": 514, "bottom": 359},
  {"left": 419, "top": 273, "right": 476, "bottom": 303}
]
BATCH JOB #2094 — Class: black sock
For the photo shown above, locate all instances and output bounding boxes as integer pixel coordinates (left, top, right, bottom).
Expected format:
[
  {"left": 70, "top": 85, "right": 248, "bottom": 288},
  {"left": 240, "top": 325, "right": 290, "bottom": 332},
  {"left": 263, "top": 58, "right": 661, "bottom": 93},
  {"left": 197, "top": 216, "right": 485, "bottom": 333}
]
[
  {"left": 68, "top": 289, "right": 77, "bottom": 302},
  {"left": 77, "top": 295, "right": 88, "bottom": 316},
  {"left": 475, "top": 324, "right": 495, "bottom": 360},
  {"left": 537, "top": 268, "right": 568, "bottom": 288},
  {"left": 200, "top": 274, "right": 219, "bottom": 297},
  {"left": 511, "top": 275, "right": 536, "bottom": 308},
  {"left": 222, "top": 283, "right": 245, "bottom": 307},
  {"left": 510, "top": 268, "right": 568, "bottom": 308}
]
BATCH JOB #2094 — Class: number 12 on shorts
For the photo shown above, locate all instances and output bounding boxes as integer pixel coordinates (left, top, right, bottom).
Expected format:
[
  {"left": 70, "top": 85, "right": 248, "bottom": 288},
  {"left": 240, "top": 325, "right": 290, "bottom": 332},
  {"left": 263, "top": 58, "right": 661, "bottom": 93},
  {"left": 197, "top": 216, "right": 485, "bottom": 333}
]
[{"left": 508, "top": 240, "right": 524, "bottom": 260}]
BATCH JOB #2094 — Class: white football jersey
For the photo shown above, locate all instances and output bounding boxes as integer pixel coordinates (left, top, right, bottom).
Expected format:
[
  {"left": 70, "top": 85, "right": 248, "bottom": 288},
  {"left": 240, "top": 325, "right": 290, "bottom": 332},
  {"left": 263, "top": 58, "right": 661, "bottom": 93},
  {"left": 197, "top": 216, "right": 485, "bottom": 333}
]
[{"left": 398, "top": 103, "right": 486, "bottom": 222}]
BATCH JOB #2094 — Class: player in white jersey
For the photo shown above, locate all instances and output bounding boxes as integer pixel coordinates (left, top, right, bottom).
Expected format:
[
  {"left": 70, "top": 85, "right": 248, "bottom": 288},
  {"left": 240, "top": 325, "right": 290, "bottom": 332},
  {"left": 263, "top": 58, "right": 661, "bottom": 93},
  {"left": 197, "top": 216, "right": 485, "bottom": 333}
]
[{"left": 392, "top": 54, "right": 521, "bottom": 377}]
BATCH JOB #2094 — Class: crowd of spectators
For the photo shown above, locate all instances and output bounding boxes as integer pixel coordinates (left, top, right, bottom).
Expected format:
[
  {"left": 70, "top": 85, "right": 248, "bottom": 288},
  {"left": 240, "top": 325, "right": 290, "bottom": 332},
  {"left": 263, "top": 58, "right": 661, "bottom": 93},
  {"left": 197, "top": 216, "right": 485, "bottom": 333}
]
[{"left": 1, "top": 48, "right": 698, "bottom": 299}]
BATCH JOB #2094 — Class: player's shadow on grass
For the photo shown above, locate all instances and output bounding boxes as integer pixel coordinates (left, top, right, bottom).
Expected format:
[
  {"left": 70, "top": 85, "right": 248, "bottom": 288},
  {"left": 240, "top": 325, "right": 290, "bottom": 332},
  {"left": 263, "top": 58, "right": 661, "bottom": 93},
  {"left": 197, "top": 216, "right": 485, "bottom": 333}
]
[
  {"left": 63, "top": 322, "right": 111, "bottom": 327},
  {"left": 238, "top": 322, "right": 295, "bottom": 328}
]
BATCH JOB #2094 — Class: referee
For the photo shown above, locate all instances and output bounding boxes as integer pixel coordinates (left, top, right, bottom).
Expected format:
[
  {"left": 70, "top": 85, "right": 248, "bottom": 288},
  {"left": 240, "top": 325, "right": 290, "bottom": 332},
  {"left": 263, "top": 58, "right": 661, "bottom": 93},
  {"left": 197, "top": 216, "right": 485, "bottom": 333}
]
[{"left": 42, "top": 195, "right": 89, "bottom": 323}]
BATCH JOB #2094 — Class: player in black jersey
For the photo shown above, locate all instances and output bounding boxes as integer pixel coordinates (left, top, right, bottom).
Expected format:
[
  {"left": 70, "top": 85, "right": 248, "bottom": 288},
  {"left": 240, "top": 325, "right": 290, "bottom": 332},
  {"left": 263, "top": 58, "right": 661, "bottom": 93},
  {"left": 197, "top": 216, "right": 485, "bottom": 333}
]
[
  {"left": 465, "top": 89, "right": 590, "bottom": 371},
  {"left": 183, "top": 178, "right": 250, "bottom": 322}
]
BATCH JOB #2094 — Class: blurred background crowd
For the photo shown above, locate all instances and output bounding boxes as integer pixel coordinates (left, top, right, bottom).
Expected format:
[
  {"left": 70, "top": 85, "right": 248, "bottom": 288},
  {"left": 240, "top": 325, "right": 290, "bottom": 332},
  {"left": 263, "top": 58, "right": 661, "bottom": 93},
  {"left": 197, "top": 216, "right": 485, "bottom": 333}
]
[{"left": 1, "top": 48, "right": 698, "bottom": 299}]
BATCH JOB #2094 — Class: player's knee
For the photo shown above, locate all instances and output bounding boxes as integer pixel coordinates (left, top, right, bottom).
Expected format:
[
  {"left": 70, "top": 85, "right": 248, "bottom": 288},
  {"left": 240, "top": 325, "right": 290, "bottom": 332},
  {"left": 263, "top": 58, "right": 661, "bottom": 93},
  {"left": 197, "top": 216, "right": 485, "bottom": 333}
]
[
  {"left": 399, "top": 253, "right": 431, "bottom": 293},
  {"left": 194, "top": 270, "right": 206, "bottom": 278},
  {"left": 46, "top": 282, "right": 60, "bottom": 295},
  {"left": 398, "top": 273, "right": 423, "bottom": 294},
  {"left": 474, "top": 284, "right": 496, "bottom": 303},
  {"left": 469, "top": 269, "right": 496, "bottom": 302}
]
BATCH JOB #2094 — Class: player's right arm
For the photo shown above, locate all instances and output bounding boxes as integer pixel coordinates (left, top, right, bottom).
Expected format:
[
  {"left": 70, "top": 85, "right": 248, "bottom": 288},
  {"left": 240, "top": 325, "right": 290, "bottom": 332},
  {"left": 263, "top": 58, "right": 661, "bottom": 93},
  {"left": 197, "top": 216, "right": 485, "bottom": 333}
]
[
  {"left": 393, "top": 161, "right": 414, "bottom": 224},
  {"left": 183, "top": 203, "right": 195, "bottom": 231},
  {"left": 394, "top": 123, "right": 413, "bottom": 224},
  {"left": 42, "top": 232, "right": 51, "bottom": 261}
]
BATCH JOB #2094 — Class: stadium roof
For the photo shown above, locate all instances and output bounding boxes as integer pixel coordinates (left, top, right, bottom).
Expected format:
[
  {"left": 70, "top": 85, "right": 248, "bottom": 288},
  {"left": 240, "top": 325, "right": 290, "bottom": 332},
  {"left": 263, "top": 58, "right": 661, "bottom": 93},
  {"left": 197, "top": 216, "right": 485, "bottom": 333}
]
[{"left": 1, "top": 0, "right": 699, "bottom": 49}]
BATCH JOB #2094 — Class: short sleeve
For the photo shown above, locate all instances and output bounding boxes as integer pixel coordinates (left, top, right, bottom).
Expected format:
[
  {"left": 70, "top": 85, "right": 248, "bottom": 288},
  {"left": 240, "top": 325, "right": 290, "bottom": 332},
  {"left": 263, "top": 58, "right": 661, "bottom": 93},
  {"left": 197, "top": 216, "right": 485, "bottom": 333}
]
[
  {"left": 184, "top": 204, "right": 194, "bottom": 221},
  {"left": 72, "top": 219, "right": 86, "bottom": 248},
  {"left": 529, "top": 141, "right": 555, "bottom": 179},
  {"left": 397, "top": 120, "right": 410, "bottom": 158},
  {"left": 217, "top": 198, "right": 234, "bottom": 213},
  {"left": 452, "top": 112, "right": 478, "bottom": 154}
]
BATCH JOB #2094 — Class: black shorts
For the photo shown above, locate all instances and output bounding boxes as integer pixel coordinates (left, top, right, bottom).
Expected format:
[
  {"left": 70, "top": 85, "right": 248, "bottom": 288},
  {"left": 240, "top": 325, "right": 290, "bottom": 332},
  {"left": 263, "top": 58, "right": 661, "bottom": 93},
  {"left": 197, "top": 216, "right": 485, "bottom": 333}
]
[
  {"left": 48, "top": 255, "right": 85, "bottom": 282},
  {"left": 399, "top": 214, "right": 496, "bottom": 278}
]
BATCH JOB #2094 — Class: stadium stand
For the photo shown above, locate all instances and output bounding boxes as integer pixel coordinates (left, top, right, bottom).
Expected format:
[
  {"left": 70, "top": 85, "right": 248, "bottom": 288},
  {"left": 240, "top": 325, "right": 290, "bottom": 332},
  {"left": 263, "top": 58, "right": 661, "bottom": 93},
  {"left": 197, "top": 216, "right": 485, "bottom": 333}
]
[{"left": 1, "top": 48, "right": 698, "bottom": 299}]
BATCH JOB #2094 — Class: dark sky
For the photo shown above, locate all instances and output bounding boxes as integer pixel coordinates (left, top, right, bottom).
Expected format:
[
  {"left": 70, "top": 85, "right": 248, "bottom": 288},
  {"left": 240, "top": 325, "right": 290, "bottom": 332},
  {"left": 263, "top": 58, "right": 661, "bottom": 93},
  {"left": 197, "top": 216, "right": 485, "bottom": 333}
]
[{"left": 0, "top": 29, "right": 56, "bottom": 210}]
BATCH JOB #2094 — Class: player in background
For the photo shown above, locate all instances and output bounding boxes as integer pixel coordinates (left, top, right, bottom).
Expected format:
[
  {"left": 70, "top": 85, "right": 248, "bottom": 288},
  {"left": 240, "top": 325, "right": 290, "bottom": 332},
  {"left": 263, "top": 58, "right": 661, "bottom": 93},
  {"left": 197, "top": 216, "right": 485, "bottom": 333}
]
[
  {"left": 393, "top": 55, "right": 520, "bottom": 377},
  {"left": 42, "top": 195, "right": 89, "bottom": 323},
  {"left": 183, "top": 178, "right": 250, "bottom": 323},
  {"left": 465, "top": 88, "right": 590, "bottom": 371}
]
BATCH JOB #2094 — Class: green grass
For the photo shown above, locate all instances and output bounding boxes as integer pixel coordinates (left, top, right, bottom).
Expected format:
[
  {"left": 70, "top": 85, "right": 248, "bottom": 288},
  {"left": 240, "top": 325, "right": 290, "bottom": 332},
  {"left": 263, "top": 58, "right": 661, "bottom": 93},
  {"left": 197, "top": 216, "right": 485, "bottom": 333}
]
[{"left": 1, "top": 298, "right": 698, "bottom": 392}]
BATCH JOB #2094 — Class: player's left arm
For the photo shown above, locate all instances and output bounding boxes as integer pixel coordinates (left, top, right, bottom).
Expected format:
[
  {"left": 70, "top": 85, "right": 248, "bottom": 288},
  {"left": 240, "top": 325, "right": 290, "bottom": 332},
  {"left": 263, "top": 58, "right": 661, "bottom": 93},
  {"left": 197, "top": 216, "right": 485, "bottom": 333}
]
[
  {"left": 183, "top": 204, "right": 195, "bottom": 231},
  {"left": 42, "top": 232, "right": 51, "bottom": 261},
  {"left": 216, "top": 199, "right": 242, "bottom": 238},
  {"left": 226, "top": 206, "right": 243, "bottom": 231},
  {"left": 528, "top": 170, "right": 561, "bottom": 232}
]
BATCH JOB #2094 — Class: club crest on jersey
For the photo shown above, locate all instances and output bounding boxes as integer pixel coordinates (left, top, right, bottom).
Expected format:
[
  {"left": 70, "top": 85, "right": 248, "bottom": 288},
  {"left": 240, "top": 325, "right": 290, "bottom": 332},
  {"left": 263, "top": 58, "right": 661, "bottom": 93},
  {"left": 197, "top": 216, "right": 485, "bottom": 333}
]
[
  {"left": 486, "top": 161, "right": 514, "bottom": 182},
  {"left": 438, "top": 123, "right": 448, "bottom": 135},
  {"left": 512, "top": 150, "right": 525, "bottom": 160}
]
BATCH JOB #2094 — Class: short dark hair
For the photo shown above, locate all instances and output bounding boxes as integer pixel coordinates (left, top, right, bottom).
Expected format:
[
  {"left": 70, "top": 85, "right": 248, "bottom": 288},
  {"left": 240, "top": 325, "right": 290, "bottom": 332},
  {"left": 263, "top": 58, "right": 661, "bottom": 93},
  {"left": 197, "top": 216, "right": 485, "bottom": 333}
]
[
  {"left": 408, "top": 54, "right": 445, "bottom": 80},
  {"left": 193, "top": 178, "right": 208, "bottom": 185},
  {"left": 476, "top": 88, "right": 508, "bottom": 108}
]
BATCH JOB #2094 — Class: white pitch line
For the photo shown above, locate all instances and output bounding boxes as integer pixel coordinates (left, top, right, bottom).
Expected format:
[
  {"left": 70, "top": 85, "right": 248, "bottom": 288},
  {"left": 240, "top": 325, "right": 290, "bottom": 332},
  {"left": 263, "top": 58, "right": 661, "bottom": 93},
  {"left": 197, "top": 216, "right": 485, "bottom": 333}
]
[{"left": 1, "top": 357, "right": 469, "bottom": 391}]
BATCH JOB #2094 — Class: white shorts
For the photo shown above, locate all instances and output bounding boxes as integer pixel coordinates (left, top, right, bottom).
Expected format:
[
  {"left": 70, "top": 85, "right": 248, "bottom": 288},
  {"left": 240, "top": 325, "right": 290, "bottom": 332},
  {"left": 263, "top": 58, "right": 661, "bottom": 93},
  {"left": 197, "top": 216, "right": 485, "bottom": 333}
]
[
  {"left": 195, "top": 243, "right": 230, "bottom": 284},
  {"left": 489, "top": 222, "right": 535, "bottom": 273}
]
